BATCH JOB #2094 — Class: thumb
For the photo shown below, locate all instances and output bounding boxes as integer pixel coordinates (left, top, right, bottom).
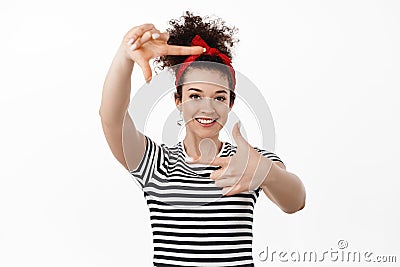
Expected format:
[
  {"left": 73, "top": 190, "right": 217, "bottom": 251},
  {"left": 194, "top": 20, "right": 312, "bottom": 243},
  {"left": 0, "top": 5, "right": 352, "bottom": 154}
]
[
  {"left": 232, "top": 121, "right": 248, "bottom": 147},
  {"left": 136, "top": 58, "right": 152, "bottom": 83}
]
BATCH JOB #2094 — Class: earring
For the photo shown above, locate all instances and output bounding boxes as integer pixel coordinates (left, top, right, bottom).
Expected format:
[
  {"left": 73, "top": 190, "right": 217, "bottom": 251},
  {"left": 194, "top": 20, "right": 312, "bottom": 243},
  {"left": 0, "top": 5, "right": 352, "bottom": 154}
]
[{"left": 177, "top": 111, "right": 183, "bottom": 126}]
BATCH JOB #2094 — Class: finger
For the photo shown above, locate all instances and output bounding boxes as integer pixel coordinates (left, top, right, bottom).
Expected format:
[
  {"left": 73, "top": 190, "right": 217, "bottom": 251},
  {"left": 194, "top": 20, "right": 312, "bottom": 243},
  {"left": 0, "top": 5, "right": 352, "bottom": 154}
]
[
  {"left": 210, "top": 167, "right": 226, "bottom": 181},
  {"left": 130, "top": 28, "right": 161, "bottom": 51},
  {"left": 221, "top": 186, "right": 234, "bottom": 196},
  {"left": 125, "top": 23, "right": 155, "bottom": 45},
  {"left": 232, "top": 121, "right": 250, "bottom": 150},
  {"left": 157, "top": 31, "right": 170, "bottom": 42},
  {"left": 166, "top": 45, "right": 205, "bottom": 56},
  {"left": 186, "top": 154, "right": 230, "bottom": 167},
  {"left": 187, "top": 158, "right": 229, "bottom": 171},
  {"left": 223, "top": 182, "right": 246, "bottom": 196},
  {"left": 231, "top": 121, "right": 252, "bottom": 171},
  {"left": 215, "top": 177, "right": 236, "bottom": 188},
  {"left": 135, "top": 57, "right": 152, "bottom": 83},
  {"left": 210, "top": 157, "right": 230, "bottom": 168}
]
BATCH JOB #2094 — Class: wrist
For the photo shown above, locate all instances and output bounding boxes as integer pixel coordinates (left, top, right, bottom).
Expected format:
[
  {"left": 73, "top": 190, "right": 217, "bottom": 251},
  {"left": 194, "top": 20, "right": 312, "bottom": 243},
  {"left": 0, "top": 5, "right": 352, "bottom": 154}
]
[
  {"left": 256, "top": 156, "right": 273, "bottom": 192},
  {"left": 258, "top": 157, "right": 274, "bottom": 190},
  {"left": 115, "top": 44, "right": 134, "bottom": 68}
]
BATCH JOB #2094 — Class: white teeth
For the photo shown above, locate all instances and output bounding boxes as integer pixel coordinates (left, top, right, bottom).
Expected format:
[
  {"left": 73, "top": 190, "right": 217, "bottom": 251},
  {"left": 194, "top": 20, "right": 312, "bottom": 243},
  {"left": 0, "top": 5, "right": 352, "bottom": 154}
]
[{"left": 196, "top": 118, "right": 215, "bottom": 124}]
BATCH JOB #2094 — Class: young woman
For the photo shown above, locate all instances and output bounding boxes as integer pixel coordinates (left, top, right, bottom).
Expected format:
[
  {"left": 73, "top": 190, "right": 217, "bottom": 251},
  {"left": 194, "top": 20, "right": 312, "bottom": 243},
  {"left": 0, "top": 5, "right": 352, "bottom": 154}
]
[{"left": 100, "top": 11, "right": 306, "bottom": 267}]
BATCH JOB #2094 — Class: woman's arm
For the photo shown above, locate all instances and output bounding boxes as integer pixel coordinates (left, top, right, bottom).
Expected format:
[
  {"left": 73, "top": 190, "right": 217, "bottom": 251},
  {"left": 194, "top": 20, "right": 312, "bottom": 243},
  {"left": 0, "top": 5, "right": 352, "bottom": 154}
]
[
  {"left": 99, "top": 25, "right": 153, "bottom": 171},
  {"left": 261, "top": 160, "right": 306, "bottom": 214},
  {"left": 99, "top": 44, "right": 145, "bottom": 171},
  {"left": 99, "top": 24, "right": 204, "bottom": 171}
]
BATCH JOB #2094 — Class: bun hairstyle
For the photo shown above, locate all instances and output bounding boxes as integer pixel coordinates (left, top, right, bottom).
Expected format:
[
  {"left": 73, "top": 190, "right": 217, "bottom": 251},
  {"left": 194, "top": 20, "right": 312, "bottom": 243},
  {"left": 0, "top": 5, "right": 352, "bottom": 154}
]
[{"left": 154, "top": 11, "right": 239, "bottom": 107}]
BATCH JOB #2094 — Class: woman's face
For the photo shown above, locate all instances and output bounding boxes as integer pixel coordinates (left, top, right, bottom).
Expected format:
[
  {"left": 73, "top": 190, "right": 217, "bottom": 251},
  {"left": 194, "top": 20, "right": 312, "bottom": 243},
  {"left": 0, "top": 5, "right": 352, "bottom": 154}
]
[{"left": 175, "top": 68, "right": 234, "bottom": 139}]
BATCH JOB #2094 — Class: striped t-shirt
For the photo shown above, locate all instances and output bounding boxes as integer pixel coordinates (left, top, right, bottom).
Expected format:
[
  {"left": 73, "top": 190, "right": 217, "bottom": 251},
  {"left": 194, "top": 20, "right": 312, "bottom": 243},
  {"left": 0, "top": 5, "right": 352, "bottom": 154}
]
[{"left": 129, "top": 135, "right": 285, "bottom": 267}]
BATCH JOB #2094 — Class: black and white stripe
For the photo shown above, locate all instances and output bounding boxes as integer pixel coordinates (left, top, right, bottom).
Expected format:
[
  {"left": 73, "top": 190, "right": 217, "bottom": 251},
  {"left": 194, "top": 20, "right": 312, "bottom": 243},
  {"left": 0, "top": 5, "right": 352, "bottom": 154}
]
[{"left": 130, "top": 135, "right": 285, "bottom": 267}]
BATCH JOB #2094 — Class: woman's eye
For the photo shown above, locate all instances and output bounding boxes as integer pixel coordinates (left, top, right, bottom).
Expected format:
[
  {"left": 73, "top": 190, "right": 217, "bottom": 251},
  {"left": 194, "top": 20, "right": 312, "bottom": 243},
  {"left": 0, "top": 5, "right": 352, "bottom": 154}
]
[
  {"left": 189, "top": 94, "right": 201, "bottom": 100},
  {"left": 189, "top": 94, "right": 226, "bottom": 102}
]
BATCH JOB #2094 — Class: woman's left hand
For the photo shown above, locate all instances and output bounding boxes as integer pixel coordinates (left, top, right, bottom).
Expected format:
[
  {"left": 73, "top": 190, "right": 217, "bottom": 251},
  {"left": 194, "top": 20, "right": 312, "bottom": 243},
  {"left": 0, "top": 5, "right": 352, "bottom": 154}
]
[{"left": 185, "top": 122, "right": 273, "bottom": 196}]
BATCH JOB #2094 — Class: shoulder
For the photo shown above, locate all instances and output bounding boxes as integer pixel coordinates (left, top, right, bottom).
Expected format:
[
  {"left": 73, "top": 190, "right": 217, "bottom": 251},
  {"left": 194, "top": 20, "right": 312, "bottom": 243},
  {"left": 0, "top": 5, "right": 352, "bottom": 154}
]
[
  {"left": 138, "top": 135, "right": 177, "bottom": 163},
  {"left": 253, "top": 146, "right": 286, "bottom": 169},
  {"left": 143, "top": 135, "right": 175, "bottom": 150},
  {"left": 226, "top": 141, "right": 286, "bottom": 168}
]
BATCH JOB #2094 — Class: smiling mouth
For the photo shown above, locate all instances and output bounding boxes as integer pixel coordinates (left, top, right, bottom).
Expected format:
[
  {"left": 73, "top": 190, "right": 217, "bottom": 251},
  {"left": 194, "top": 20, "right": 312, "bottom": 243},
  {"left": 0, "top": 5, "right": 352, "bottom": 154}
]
[{"left": 195, "top": 118, "right": 217, "bottom": 127}]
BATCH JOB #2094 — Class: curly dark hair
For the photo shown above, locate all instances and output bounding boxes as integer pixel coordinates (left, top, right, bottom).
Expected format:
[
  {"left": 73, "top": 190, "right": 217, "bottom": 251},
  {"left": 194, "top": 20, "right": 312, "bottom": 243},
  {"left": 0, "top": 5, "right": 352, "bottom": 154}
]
[{"left": 154, "top": 11, "right": 239, "bottom": 107}]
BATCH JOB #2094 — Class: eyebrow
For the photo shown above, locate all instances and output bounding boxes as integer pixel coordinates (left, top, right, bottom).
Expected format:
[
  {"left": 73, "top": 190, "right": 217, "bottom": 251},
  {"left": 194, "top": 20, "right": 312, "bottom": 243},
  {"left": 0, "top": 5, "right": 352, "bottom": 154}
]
[{"left": 187, "top": 88, "right": 228, "bottom": 94}]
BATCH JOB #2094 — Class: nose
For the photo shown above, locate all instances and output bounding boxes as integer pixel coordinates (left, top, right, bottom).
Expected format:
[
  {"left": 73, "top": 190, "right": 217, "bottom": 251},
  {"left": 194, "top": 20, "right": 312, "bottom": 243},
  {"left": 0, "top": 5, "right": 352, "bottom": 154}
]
[{"left": 198, "top": 97, "right": 217, "bottom": 112}]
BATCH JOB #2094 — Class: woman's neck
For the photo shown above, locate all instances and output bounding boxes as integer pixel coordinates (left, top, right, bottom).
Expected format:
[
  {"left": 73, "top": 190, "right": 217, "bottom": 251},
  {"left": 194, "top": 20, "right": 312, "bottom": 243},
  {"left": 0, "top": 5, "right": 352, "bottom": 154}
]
[{"left": 183, "top": 137, "right": 223, "bottom": 159}]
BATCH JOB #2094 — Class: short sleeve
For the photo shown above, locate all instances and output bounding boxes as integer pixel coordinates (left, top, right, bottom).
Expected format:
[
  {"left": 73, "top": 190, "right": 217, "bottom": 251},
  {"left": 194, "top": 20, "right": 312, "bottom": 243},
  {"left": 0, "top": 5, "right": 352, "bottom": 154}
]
[
  {"left": 253, "top": 147, "right": 286, "bottom": 167},
  {"left": 129, "top": 135, "right": 162, "bottom": 190}
]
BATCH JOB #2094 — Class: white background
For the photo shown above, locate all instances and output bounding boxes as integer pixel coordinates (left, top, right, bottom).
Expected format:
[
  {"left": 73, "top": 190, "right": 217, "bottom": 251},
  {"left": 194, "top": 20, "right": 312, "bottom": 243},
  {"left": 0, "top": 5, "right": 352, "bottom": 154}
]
[{"left": 1, "top": 0, "right": 399, "bottom": 266}]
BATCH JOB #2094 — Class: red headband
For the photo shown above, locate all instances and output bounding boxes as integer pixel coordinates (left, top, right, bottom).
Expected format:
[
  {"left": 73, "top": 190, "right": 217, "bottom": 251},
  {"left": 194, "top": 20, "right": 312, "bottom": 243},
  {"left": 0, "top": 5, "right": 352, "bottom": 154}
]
[{"left": 175, "top": 35, "right": 236, "bottom": 88}]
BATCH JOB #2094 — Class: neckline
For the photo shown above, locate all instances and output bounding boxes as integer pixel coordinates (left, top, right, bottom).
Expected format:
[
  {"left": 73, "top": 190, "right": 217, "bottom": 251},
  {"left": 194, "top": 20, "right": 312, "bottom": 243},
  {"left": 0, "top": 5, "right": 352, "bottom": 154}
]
[{"left": 179, "top": 140, "right": 226, "bottom": 159}]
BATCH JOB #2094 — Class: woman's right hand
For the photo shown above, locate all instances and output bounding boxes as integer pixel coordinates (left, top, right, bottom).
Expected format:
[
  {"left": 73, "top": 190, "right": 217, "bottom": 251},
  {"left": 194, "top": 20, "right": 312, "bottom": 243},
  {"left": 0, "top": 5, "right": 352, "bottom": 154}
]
[{"left": 120, "top": 23, "right": 204, "bottom": 83}]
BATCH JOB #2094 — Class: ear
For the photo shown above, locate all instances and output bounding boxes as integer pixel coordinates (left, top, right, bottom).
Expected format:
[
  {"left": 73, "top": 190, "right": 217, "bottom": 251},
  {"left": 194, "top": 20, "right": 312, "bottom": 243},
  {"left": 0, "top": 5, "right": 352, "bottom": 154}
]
[
  {"left": 175, "top": 97, "right": 182, "bottom": 112},
  {"left": 229, "top": 90, "right": 235, "bottom": 110}
]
